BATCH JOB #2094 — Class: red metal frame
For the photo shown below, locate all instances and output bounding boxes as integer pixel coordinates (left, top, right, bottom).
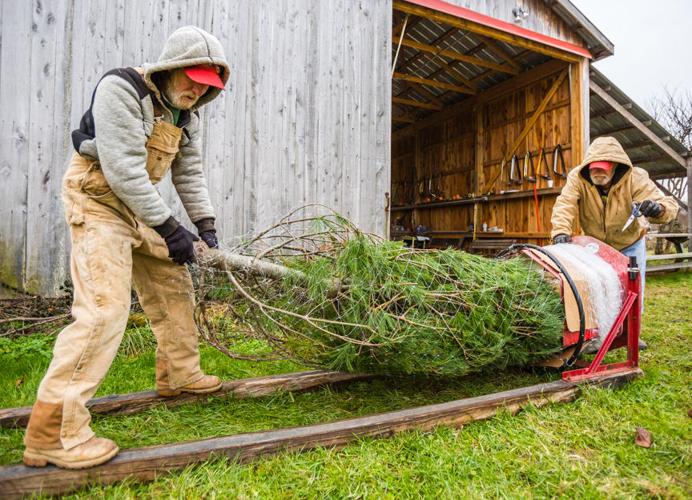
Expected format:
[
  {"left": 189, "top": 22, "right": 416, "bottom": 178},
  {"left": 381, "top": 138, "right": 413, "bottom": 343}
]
[
  {"left": 561, "top": 256, "right": 641, "bottom": 381},
  {"left": 403, "top": 0, "right": 593, "bottom": 59},
  {"left": 520, "top": 236, "right": 641, "bottom": 381}
]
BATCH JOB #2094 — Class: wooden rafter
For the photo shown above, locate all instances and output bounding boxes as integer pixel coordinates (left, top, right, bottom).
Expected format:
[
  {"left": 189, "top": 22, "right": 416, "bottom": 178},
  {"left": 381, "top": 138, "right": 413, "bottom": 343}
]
[
  {"left": 591, "top": 103, "right": 633, "bottom": 120},
  {"left": 477, "top": 36, "right": 523, "bottom": 73},
  {"left": 393, "top": 14, "right": 422, "bottom": 38},
  {"left": 395, "top": 26, "right": 465, "bottom": 106},
  {"left": 393, "top": 71, "right": 475, "bottom": 95},
  {"left": 392, "top": 36, "right": 518, "bottom": 75},
  {"left": 396, "top": 25, "right": 457, "bottom": 73},
  {"left": 393, "top": 116, "right": 416, "bottom": 124},
  {"left": 393, "top": 97, "right": 443, "bottom": 111},
  {"left": 592, "top": 124, "right": 637, "bottom": 137},
  {"left": 393, "top": 0, "right": 582, "bottom": 63},
  {"left": 590, "top": 81, "right": 687, "bottom": 169}
]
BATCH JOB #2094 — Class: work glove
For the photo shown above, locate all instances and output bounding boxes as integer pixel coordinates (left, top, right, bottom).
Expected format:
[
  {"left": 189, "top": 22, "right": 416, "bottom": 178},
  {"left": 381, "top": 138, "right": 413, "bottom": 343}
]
[
  {"left": 195, "top": 218, "right": 219, "bottom": 249},
  {"left": 638, "top": 200, "right": 663, "bottom": 218},
  {"left": 552, "top": 234, "right": 571, "bottom": 245},
  {"left": 153, "top": 217, "right": 199, "bottom": 265}
]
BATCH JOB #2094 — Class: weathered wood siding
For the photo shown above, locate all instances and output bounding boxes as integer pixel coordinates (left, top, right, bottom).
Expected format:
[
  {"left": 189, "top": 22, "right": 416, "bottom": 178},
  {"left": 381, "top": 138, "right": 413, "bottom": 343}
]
[
  {"left": 443, "top": 0, "right": 586, "bottom": 47},
  {"left": 0, "top": 0, "right": 392, "bottom": 296}
]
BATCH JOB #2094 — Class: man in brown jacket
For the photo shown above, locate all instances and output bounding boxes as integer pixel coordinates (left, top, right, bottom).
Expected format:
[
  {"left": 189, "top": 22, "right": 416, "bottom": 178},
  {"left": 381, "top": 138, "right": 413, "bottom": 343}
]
[{"left": 551, "top": 136, "right": 678, "bottom": 304}]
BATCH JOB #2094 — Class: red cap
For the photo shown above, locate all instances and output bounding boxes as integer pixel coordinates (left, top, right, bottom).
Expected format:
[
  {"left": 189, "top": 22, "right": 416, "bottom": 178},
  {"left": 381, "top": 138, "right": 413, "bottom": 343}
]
[
  {"left": 588, "top": 160, "right": 614, "bottom": 171},
  {"left": 184, "top": 65, "right": 225, "bottom": 89}
]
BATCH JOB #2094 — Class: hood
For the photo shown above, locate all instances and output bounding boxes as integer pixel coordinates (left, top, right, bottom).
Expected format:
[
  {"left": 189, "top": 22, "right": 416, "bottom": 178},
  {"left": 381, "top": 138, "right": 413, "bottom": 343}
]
[
  {"left": 143, "top": 26, "right": 230, "bottom": 110},
  {"left": 577, "top": 136, "right": 633, "bottom": 186}
]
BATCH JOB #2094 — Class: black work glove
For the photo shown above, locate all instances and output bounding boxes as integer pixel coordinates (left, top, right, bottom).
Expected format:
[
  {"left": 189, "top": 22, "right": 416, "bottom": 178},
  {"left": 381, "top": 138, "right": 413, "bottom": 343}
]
[
  {"left": 195, "top": 218, "right": 218, "bottom": 249},
  {"left": 153, "top": 217, "right": 199, "bottom": 265},
  {"left": 552, "top": 234, "right": 571, "bottom": 245},
  {"left": 638, "top": 200, "right": 663, "bottom": 218}
]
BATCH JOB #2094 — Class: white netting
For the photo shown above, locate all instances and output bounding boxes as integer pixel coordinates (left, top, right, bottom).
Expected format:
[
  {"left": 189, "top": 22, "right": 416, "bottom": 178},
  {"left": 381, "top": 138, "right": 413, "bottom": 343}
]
[{"left": 544, "top": 243, "right": 623, "bottom": 341}]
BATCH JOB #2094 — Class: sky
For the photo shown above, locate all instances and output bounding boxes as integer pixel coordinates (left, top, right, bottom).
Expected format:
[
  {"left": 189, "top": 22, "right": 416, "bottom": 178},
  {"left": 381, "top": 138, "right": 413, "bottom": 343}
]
[{"left": 572, "top": 0, "right": 692, "bottom": 112}]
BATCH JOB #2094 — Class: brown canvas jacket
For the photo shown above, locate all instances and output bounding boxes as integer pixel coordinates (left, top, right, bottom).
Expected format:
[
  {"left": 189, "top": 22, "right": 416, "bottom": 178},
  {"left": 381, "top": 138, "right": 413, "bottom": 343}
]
[{"left": 551, "top": 137, "right": 678, "bottom": 250}]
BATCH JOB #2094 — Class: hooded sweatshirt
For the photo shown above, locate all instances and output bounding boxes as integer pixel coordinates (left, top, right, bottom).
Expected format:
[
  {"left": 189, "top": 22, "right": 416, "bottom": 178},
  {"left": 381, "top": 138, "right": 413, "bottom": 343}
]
[
  {"left": 71, "top": 26, "right": 230, "bottom": 230},
  {"left": 551, "top": 136, "right": 678, "bottom": 250}
]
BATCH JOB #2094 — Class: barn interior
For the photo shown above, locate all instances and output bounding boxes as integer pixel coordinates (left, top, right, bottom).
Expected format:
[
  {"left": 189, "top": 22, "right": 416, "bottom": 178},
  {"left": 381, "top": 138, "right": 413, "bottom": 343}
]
[{"left": 389, "top": 0, "right": 593, "bottom": 253}]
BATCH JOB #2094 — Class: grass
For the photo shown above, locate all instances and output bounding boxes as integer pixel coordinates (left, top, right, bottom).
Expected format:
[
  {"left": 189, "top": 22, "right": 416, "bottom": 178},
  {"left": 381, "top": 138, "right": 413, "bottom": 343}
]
[{"left": 0, "top": 273, "right": 690, "bottom": 498}]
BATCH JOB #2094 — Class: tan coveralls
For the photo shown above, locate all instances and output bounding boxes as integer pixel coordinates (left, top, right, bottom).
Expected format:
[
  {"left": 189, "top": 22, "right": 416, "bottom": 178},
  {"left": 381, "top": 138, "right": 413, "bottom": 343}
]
[{"left": 24, "top": 120, "right": 204, "bottom": 451}]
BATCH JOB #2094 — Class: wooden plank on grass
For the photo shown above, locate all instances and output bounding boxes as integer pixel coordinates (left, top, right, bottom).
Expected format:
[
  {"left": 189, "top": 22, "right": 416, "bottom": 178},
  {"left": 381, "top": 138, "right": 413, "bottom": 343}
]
[
  {"left": 0, "top": 370, "right": 642, "bottom": 498},
  {"left": 0, "top": 371, "right": 372, "bottom": 429}
]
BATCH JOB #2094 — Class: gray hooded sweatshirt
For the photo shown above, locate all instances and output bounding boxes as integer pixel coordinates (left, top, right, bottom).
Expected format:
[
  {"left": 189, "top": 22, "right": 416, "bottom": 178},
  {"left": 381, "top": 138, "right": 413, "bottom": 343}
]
[{"left": 72, "top": 26, "right": 230, "bottom": 231}]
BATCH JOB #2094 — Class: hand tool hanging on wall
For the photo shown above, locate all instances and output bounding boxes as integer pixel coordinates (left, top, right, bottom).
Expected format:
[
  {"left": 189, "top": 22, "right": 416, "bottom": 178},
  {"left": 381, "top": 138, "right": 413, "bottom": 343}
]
[
  {"left": 537, "top": 147, "right": 551, "bottom": 179},
  {"left": 523, "top": 150, "right": 536, "bottom": 183},
  {"left": 495, "top": 158, "right": 506, "bottom": 191},
  {"left": 552, "top": 144, "right": 567, "bottom": 178},
  {"left": 508, "top": 154, "right": 522, "bottom": 185}
]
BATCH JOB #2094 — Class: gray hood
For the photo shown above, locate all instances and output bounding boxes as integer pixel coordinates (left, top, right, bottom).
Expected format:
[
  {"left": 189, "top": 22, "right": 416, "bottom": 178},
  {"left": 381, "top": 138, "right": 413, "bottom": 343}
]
[{"left": 143, "top": 26, "right": 230, "bottom": 109}]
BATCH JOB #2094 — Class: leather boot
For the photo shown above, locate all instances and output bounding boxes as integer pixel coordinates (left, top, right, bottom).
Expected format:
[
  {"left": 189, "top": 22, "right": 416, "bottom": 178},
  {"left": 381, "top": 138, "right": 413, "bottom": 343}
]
[
  {"left": 157, "top": 374, "right": 222, "bottom": 397},
  {"left": 23, "top": 436, "right": 119, "bottom": 469}
]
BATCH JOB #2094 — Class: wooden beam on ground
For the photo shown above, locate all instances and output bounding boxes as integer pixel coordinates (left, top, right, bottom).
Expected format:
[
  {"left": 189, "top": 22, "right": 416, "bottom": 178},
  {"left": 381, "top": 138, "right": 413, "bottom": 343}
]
[
  {"left": 392, "top": 1, "right": 582, "bottom": 63},
  {"left": 0, "top": 370, "right": 641, "bottom": 498},
  {"left": 393, "top": 97, "right": 443, "bottom": 111},
  {"left": 392, "top": 36, "right": 518, "bottom": 75},
  {"left": 0, "top": 371, "right": 371, "bottom": 429},
  {"left": 393, "top": 71, "right": 475, "bottom": 94},
  {"left": 590, "top": 81, "right": 687, "bottom": 169}
]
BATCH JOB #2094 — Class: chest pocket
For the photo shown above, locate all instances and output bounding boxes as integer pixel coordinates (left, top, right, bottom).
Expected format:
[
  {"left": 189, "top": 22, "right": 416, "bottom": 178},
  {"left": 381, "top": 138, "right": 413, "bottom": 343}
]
[{"left": 145, "top": 119, "right": 182, "bottom": 184}]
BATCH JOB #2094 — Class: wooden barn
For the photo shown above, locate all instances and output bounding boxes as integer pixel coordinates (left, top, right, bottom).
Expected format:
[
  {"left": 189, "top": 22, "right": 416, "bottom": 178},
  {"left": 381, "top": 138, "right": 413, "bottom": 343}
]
[{"left": 0, "top": 0, "right": 689, "bottom": 296}]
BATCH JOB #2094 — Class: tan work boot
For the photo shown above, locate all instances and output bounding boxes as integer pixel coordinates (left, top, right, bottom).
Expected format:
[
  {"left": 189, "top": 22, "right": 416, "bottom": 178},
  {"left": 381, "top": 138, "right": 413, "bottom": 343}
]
[
  {"left": 23, "top": 436, "right": 119, "bottom": 469},
  {"left": 157, "top": 374, "right": 223, "bottom": 397}
]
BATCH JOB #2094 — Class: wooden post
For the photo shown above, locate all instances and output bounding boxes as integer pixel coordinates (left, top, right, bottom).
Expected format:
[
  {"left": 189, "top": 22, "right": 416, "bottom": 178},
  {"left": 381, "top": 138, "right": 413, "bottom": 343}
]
[{"left": 570, "top": 58, "right": 590, "bottom": 164}]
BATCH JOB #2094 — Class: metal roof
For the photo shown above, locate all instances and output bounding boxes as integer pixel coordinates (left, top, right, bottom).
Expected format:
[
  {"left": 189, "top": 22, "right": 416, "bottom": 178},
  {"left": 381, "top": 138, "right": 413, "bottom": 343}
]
[
  {"left": 392, "top": 14, "right": 552, "bottom": 127},
  {"left": 543, "top": 0, "right": 614, "bottom": 60},
  {"left": 589, "top": 67, "right": 689, "bottom": 179}
]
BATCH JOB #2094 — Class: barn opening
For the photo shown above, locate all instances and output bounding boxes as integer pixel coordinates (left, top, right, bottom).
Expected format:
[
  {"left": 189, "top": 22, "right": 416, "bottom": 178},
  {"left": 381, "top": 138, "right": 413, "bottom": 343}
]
[{"left": 389, "top": 0, "right": 593, "bottom": 254}]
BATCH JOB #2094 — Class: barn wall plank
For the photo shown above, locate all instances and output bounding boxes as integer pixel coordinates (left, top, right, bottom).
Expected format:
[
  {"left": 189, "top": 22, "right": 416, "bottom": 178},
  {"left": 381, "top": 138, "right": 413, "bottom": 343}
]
[
  {"left": 0, "top": 0, "right": 391, "bottom": 295},
  {"left": 0, "top": 1, "right": 32, "bottom": 290},
  {"left": 24, "top": 0, "right": 76, "bottom": 296}
]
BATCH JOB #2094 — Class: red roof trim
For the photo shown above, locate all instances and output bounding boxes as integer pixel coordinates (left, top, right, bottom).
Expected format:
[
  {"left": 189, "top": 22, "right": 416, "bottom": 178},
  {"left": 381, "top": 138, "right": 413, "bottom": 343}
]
[{"left": 404, "top": 0, "right": 592, "bottom": 59}]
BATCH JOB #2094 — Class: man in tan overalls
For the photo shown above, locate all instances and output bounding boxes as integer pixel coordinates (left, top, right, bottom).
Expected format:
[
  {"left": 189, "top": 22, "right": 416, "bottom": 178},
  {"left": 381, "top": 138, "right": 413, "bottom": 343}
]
[{"left": 23, "top": 26, "right": 230, "bottom": 469}]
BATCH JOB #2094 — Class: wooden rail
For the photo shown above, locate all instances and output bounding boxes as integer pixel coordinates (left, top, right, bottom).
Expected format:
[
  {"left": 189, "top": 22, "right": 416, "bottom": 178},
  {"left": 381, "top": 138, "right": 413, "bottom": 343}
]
[
  {"left": 0, "top": 370, "right": 641, "bottom": 498},
  {"left": 646, "top": 252, "right": 692, "bottom": 262},
  {"left": 0, "top": 371, "right": 372, "bottom": 429}
]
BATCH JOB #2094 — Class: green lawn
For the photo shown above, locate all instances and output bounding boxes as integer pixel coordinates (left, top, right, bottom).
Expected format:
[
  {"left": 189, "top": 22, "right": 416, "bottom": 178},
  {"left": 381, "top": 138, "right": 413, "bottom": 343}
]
[{"left": 0, "top": 273, "right": 690, "bottom": 498}]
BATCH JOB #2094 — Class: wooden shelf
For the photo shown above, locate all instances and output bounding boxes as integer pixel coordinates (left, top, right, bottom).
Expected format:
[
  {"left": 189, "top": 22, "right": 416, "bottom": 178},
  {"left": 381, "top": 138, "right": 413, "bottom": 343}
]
[
  {"left": 390, "top": 187, "right": 562, "bottom": 212},
  {"left": 392, "top": 230, "right": 551, "bottom": 239}
]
